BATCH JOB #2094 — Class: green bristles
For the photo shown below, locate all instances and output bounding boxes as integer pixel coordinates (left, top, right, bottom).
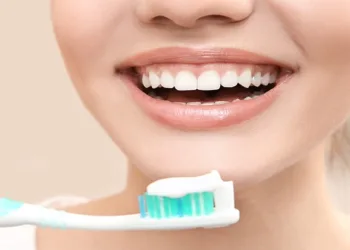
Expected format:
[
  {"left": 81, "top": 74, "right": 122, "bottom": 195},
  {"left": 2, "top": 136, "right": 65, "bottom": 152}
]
[
  {"left": 140, "top": 192, "right": 215, "bottom": 219},
  {"left": 202, "top": 192, "right": 215, "bottom": 215}
]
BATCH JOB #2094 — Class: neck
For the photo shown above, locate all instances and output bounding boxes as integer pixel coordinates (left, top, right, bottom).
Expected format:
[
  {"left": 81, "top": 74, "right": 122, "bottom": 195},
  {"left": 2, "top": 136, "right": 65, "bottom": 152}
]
[{"left": 115, "top": 145, "right": 348, "bottom": 250}]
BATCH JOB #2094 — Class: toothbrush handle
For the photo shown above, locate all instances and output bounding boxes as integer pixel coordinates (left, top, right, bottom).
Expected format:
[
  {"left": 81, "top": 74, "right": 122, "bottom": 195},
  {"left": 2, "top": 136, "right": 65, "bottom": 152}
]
[
  {"left": 0, "top": 198, "right": 66, "bottom": 229},
  {"left": 0, "top": 201, "right": 142, "bottom": 230},
  {"left": 25, "top": 204, "right": 68, "bottom": 229}
]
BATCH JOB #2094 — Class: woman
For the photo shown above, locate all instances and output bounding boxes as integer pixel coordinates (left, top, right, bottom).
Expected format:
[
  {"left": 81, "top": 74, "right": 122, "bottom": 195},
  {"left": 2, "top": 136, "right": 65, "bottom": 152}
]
[{"left": 2, "top": 0, "right": 350, "bottom": 249}]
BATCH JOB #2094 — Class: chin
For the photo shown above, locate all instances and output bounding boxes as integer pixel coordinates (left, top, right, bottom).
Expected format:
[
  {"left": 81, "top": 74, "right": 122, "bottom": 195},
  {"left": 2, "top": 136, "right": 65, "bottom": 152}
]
[{"left": 126, "top": 138, "right": 298, "bottom": 190}]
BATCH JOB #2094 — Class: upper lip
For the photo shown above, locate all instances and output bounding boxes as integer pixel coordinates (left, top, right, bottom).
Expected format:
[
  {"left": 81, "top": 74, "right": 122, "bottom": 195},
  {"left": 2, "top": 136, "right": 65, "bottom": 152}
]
[{"left": 116, "top": 47, "right": 296, "bottom": 71}]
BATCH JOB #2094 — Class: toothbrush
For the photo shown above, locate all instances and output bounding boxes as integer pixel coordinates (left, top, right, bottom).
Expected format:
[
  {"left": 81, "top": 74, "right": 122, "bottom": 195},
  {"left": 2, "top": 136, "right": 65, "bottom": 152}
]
[{"left": 0, "top": 170, "right": 240, "bottom": 230}]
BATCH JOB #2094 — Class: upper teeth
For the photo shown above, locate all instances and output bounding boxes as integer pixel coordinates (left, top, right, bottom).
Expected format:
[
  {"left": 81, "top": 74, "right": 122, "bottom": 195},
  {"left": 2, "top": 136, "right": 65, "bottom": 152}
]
[{"left": 142, "top": 69, "right": 276, "bottom": 91}]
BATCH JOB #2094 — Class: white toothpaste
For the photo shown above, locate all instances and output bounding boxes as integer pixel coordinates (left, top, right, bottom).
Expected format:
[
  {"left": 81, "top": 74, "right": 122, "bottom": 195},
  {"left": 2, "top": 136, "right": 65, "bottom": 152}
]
[{"left": 147, "top": 170, "right": 225, "bottom": 198}]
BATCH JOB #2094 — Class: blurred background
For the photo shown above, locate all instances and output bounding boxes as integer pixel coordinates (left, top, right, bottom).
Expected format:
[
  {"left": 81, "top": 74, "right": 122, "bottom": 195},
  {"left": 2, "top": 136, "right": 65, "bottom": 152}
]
[{"left": 0, "top": 1, "right": 127, "bottom": 202}]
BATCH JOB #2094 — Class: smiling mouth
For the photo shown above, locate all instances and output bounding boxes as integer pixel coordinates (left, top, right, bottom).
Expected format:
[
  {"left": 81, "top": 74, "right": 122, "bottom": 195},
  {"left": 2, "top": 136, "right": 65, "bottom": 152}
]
[
  {"left": 115, "top": 48, "right": 294, "bottom": 130},
  {"left": 120, "top": 64, "right": 284, "bottom": 105}
]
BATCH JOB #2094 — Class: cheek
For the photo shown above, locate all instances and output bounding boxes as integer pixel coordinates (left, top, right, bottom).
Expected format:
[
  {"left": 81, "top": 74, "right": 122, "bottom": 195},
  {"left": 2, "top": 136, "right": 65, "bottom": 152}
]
[
  {"left": 270, "top": 0, "right": 350, "bottom": 117},
  {"left": 269, "top": 0, "right": 350, "bottom": 63},
  {"left": 50, "top": 0, "right": 130, "bottom": 70}
]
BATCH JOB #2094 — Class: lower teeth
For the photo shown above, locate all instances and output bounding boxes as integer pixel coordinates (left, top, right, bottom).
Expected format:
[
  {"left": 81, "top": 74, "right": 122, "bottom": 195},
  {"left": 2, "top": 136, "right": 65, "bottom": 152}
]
[
  {"left": 147, "top": 88, "right": 267, "bottom": 105},
  {"left": 150, "top": 94, "right": 261, "bottom": 105}
]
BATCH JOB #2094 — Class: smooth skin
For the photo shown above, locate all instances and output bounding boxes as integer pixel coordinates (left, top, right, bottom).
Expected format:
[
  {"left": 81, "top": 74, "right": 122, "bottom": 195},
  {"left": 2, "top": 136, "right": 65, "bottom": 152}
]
[{"left": 37, "top": 0, "right": 350, "bottom": 249}]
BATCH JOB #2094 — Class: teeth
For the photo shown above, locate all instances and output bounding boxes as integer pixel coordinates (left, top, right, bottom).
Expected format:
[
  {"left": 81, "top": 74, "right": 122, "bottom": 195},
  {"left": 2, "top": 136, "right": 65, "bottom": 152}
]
[
  {"left": 261, "top": 73, "right": 270, "bottom": 86},
  {"left": 187, "top": 102, "right": 201, "bottom": 105},
  {"left": 269, "top": 73, "right": 277, "bottom": 83},
  {"left": 251, "top": 72, "right": 262, "bottom": 87},
  {"left": 160, "top": 71, "right": 174, "bottom": 88},
  {"left": 141, "top": 69, "right": 277, "bottom": 90},
  {"left": 142, "top": 75, "right": 151, "bottom": 88},
  {"left": 175, "top": 71, "right": 197, "bottom": 91},
  {"left": 221, "top": 71, "right": 238, "bottom": 88},
  {"left": 238, "top": 69, "right": 252, "bottom": 88},
  {"left": 215, "top": 101, "right": 229, "bottom": 105},
  {"left": 149, "top": 71, "right": 160, "bottom": 88},
  {"left": 197, "top": 70, "right": 221, "bottom": 91},
  {"left": 186, "top": 100, "right": 230, "bottom": 106}
]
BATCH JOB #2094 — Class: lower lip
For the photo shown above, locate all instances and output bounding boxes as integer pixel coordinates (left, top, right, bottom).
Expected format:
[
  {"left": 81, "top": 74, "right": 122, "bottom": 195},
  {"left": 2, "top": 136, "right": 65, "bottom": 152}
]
[{"left": 124, "top": 79, "right": 286, "bottom": 130}]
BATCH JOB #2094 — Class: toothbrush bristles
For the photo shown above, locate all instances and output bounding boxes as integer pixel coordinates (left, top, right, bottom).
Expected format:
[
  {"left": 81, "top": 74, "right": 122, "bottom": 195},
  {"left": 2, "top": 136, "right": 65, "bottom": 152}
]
[
  {"left": 137, "top": 195, "right": 147, "bottom": 218},
  {"left": 138, "top": 192, "right": 215, "bottom": 219}
]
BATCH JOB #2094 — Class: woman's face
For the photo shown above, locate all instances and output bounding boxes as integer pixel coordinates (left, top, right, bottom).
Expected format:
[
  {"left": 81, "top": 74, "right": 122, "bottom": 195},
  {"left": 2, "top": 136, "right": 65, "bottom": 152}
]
[{"left": 51, "top": 0, "right": 350, "bottom": 187}]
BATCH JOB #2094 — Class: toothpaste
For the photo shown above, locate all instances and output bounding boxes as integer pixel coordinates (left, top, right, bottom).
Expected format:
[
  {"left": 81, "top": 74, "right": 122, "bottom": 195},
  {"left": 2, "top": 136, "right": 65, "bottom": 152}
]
[{"left": 146, "top": 170, "right": 224, "bottom": 198}]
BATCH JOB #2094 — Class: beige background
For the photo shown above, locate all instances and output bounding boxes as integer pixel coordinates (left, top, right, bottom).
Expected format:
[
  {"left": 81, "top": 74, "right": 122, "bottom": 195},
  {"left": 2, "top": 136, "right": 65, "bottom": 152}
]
[{"left": 0, "top": 1, "right": 127, "bottom": 203}]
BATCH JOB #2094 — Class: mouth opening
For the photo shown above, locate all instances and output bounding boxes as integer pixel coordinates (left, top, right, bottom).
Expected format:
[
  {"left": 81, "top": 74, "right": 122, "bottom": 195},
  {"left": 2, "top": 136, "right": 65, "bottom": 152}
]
[
  {"left": 142, "top": 84, "right": 276, "bottom": 103},
  {"left": 118, "top": 65, "right": 283, "bottom": 105}
]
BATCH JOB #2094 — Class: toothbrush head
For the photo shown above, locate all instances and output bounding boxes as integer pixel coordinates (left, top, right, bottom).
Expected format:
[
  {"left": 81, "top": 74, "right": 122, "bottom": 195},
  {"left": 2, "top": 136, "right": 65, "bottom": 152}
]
[{"left": 135, "top": 171, "right": 240, "bottom": 229}]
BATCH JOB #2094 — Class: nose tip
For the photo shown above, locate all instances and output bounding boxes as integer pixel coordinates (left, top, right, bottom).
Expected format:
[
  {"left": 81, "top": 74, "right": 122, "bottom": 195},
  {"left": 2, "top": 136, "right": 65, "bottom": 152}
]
[{"left": 136, "top": 0, "right": 255, "bottom": 28}]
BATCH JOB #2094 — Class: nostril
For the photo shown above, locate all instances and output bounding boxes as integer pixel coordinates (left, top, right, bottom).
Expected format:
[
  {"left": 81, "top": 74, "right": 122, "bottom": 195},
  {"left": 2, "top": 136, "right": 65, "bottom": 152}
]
[
  {"left": 198, "top": 15, "right": 234, "bottom": 23},
  {"left": 151, "top": 16, "right": 172, "bottom": 24},
  {"left": 151, "top": 14, "right": 236, "bottom": 27}
]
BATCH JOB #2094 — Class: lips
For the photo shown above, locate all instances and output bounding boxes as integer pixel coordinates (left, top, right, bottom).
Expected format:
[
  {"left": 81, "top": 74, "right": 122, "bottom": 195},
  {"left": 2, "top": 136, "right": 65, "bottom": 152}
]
[
  {"left": 117, "top": 47, "right": 293, "bottom": 68},
  {"left": 115, "top": 47, "right": 294, "bottom": 130}
]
